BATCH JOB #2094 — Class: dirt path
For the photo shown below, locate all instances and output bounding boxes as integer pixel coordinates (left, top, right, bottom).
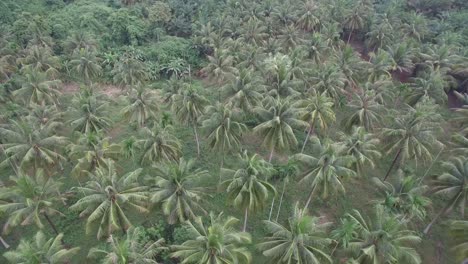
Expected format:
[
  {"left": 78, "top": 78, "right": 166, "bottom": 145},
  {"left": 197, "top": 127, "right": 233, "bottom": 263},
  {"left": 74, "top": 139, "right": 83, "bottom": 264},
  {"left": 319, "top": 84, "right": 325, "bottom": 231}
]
[{"left": 61, "top": 82, "right": 122, "bottom": 98}]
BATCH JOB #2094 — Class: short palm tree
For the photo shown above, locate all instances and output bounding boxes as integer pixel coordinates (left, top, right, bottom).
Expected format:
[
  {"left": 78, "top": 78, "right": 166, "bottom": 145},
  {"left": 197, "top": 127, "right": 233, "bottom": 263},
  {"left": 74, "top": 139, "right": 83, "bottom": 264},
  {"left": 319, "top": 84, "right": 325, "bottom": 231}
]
[
  {"left": 296, "top": 0, "right": 320, "bottom": 32},
  {"left": 64, "top": 31, "right": 98, "bottom": 54},
  {"left": 294, "top": 137, "right": 355, "bottom": 210},
  {"left": 406, "top": 70, "right": 447, "bottom": 106},
  {"left": 344, "top": 205, "right": 422, "bottom": 264},
  {"left": 120, "top": 85, "right": 160, "bottom": 127},
  {"left": 112, "top": 54, "right": 148, "bottom": 87},
  {"left": 69, "top": 48, "right": 102, "bottom": 84},
  {"left": 70, "top": 159, "right": 149, "bottom": 239},
  {"left": 3, "top": 231, "right": 79, "bottom": 264},
  {"left": 220, "top": 151, "right": 276, "bottom": 231},
  {"left": 339, "top": 127, "right": 381, "bottom": 177},
  {"left": 258, "top": 205, "right": 332, "bottom": 264},
  {"left": 254, "top": 98, "right": 307, "bottom": 162},
  {"left": 367, "top": 50, "right": 393, "bottom": 83},
  {"left": 88, "top": 227, "right": 166, "bottom": 264},
  {"left": 148, "top": 158, "right": 210, "bottom": 224},
  {"left": 171, "top": 213, "right": 251, "bottom": 264},
  {"left": 345, "top": 89, "right": 383, "bottom": 132},
  {"left": 139, "top": 125, "right": 181, "bottom": 165},
  {"left": 310, "top": 64, "right": 346, "bottom": 103},
  {"left": 202, "top": 102, "right": 247, "bottom": 170},
  {"left": 17, "top": 45, "right": 60, "bottom": 77},
  {"left": 171, "top": 88, "right": 209, "bottom": 157},
  {"left": 424, "top": 157, "right": 468, "bottom": 234},
  {"left": 222, "top": 68, "right": 263, "bottom": 113},
  {"left": 0, "top": 119, "right": 67, "bottom": 173},
  {"left": 296, "top": 91, "right": 336, "bottom": 153},
  {"left": 202, "top": 49, "right": 237, "bottom": 84},
  {"left": 450, "top": 220, "right": 468, "bottom": 263},
  {"left": 14, "top": 70, "right": 61, "bottom": 106},
  {"left": 263, "top": 54, "right": 298, "bottom": 98},
  {"left": 387, "top": 42, "right": 416, "bottom": 73},
  {"left": 0, "top": 171, "right": 63, "bottom": 235}
]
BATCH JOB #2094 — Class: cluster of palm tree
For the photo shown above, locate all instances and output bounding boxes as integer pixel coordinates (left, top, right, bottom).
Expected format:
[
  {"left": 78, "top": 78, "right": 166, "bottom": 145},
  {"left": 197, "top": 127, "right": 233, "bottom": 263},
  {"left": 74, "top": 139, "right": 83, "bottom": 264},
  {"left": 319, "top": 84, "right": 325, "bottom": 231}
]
[{"left": 0, "top": 0, "right": 468, "bottom": 263}]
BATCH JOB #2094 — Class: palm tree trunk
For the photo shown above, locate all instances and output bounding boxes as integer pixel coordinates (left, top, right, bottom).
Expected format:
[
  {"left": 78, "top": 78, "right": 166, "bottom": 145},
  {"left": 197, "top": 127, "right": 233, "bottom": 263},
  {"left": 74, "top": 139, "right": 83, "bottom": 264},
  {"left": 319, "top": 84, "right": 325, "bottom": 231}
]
[
  {"left": 275, "top": 179, "right": 288, "bottom": 222},
  {"left": 423, "top": 202, "right": 452, "bottom": 234},
  {"left": 243, "top": 208, "right": 248, "bottom": 232},
  {"left": 347, "top": 27, "right": 354, "bottom": 44},
  {"left": 268, "top": 148, "right": 274, "bottom": 163},
  {"left": 193, "top": 125, "right": 201, "bottom": 157},
  {"left": 303, "top": 186, "right": 315, "bottom": 212},
  {"left": 301, "top": 124, "right": 315, "bottom": 153},
  {"left": 268, "top": 197, "right": 275, "bottom": 221},
  {"left": 0, "top": 236, "right": 9, "bottom": 249},
  {"left": 43, "top": 212, "right": 59, "bottom": 236},
  {"left": 383, "top": 147, "right": 402, "bottom": 182}
]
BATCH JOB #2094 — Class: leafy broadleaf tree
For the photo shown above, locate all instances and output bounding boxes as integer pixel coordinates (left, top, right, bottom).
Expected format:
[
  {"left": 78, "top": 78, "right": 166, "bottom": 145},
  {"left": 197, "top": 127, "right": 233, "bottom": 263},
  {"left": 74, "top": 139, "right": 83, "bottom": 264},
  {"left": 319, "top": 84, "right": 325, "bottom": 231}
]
[
  {"left": 220, "top": 151, "right": 276, "bottom": 231},
  {"left": 88, "top": 227, "right": 166, "bottom": 264},
  {"left": 171, "top": 213, "right": 252, "bottom": 264},
  {"left": 148, "top": 158, "right": 210, "bottom": 224},
  {"left": 3, "top": 231, "right": 79, "bottom": 264},
  {"left": 258, "top": 205, "right": 333, "bottom": 264},
  {"left": 0, "top": 170, "right": 63, "bottom": 235},
  {"left": 70, "top": 159, "right": 149, "bottom": 239}
]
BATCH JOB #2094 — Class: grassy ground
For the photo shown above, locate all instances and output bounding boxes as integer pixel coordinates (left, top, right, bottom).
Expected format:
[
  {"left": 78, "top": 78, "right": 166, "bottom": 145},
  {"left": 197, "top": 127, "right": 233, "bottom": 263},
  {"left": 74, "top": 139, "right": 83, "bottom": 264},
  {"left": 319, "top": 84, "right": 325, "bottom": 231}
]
[{"left": 0, "top": 79, "right": 459, "bottom": 264}]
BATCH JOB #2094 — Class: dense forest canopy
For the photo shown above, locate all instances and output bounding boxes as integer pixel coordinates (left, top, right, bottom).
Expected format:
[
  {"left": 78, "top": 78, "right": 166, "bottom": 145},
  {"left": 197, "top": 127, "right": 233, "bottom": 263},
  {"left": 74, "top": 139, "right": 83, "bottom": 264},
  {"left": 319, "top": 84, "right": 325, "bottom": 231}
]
[{"left": 1, "top": 0, "right": 468, "bottom": 263}]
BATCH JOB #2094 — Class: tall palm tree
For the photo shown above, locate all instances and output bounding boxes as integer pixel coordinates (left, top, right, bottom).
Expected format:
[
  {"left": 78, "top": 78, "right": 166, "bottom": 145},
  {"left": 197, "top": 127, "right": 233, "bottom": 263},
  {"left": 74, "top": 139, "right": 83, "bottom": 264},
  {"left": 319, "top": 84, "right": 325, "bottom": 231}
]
[
  {"left": 372, "top": 174, "right": 430, "bottom": 221},
  {"left": 120, "top": 85, "right": 160, "bottom": 127},
  {"left": 263, "top": 54, "right": 299, "bottom": 98},
  {"left": 88, "top": 227, "right": 165, "bottom": 264},
  {"left": 367, "top": 50, "right": 393, "bottom": 83},
  {"left": 69, "top": 48, "right": 102, "bottom": 84},
  {"left": 28, "top": 103, "right": 63, "bottom": 131},
  {"left": 406, "top": 70, "right": 447, "bottom": 106},
  {"left": 202, "top": 49, "right": 237, "bottom": 84},
  {"left": 17, "top": 45, "right": 60, "bottom": 77},
  {"left": 14, "top": 70, "right": 61, "bottom": 107},
  {"left": 343, "top": 205, "right": 422, "bottom": 264},
  {"left": 112, "top": 54, "right": 148, "bottom": 87},
  {"left": 296, "top": 91, "right": 336, "bottom": 153},
  {"left": 254, "top": 98, "right": 307, "bottom": 162},
  {"left": 148, "top": 158, "right": 210, "bottom": 224},
  {"left": 0, "top": 170, "right": 63, "bottom": 235},
  {"left": 345, "top": 89, "right": 383, "bottom": 132},
  {"left": 295, "top": 137, "right": 355, "bottom": 210},
  {"left": 386, "top": 42, "right": 416, "bottom": 74},
  {"left": 296, "top": 0, "right": 320, "bottom": 32},
  {"left": 381, "top": 105, "right": 443, "bottom": 181},
  {"left": 202, "top": 102, "right": 247, "bottom": 171},
  {"left": 339, "top": 127, "right": 381, "bottom": 177},
  {"left": 238, "top": 18, "right": 269, "bottom": 46},
  {"left": 310, "top": 64, "right": 346, "bottom": 103},
  {"left": 139, "top": 125, "right": 181, "bottom": 165},
  {"left": 222, "top": 68, "right": 263, "bottom": 113},
  {"left": 171, "top": 213, "right": 251, "bottom": 264},
  {"left": 258, "top": 205, "right": 332, "bottom": 264},
  {"left": 70, "top": 159, "right": 149, "bottom": 239},
  {"left": 424, "top": 157, "right": 468, "bottom": 234},
  {"left": 343, "top": 4, "right": 369, "bottom": 44},
  {"left": 0, "top": 119, "right": 67, "bottom": 173},
  {"left": 336, "top": 45, "right": 367, "bottom": 88},
  {"left": 450, "top": 220, "right": 468, "bottom": 263},
  {"left": 69, "top": 87, "right": 112, "bottom": 134},
  {"left": 304, "top": 33, "right": 329, "bottom": 64},
  {"left": 220, "top": 151, "right": 276, "bottom": 231},
  {"left": 3, "top": 231, "right": 79, "bottom": 263},
  {"left": 172, "top": 88, "right": 209, "bottom": 157}
]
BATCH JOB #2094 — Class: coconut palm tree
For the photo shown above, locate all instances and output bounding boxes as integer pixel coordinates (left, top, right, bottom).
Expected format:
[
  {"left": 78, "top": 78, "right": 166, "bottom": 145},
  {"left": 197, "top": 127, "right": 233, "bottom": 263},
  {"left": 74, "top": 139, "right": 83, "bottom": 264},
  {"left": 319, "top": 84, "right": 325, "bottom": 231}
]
[
  {"left": 339, "top": 127, "right": 381, "bottom": 177},
  {"left": 254, "top": 98, "right": 307, "bottom": 162},
  {"left": 88, "top": 227, "right": 165, "bottom": 264},
  {"left": 366, "top": 16, "right": 394, "bottom": 51},
  {"left": 345, "top": 89, "right": 383, "bottom": 132},
  {"left": 70, "top": 159, "right": 149, "bottom": 239},
  {"left": 202, "top": 49, "right": 237, "bottom": 84},
  {"left": 14, "top": 70, "right": 61, "bottom": 107},
  {"left": 342, "top": 205, "right": 422, "bottom": 264},
  {"left": 310, "top": 64, "right": 346, "bottom": 103},
  {"left": 258, "top": 205, "right": 332, "bottom": 264},
  {"left": 296, "top": 91, "right": 336, "bottom": 153},
  {"left": 202, "top": 102, "right": 247, "bottom": 171},
  {"left": 112, "top": 54, "right": 148, "bottom": 87},
  {"left": 0, "top": 119, "right": 67, "bottom": 173},
  {"left": 171, "top": 213, "right": 251, "bottom": 264},
  {"left": 372, "top": 174, "right": 430, "bottom": 221},
  {"left": 3, "top": 231, "right": 79, "bottom": 264},
  {"left": 263, "top": 54, "right": 299, "bottom": 98},
  {"left": 17, "top": 45, "right": 60, "bottom": 77},
  {"left": 424, "top": 157, "right": 468, "bottom": 234},
  {"left": 381, "top": 104, "right": 443, "bottom": 181},
  {"left": 222, "top": 68, "right": 263, "bottom": 113},
  {"left": 162, "top": 76, "right": 188, "bottom": 106},
  {"left": 148, "top": 158, "right": 209, "bottom": 224},
  {"left": 139, "top": 125, "right": 181, "bottom": 165},
  {"left": 171, "top": 88, "right": 209, "bottom": 157},
  {"left": 386, "top": 42, "right": 416, "bottom": 73},
  {"left": 294, "top": 137, "right": 355, "bottom": 210},
  {"left": 450, "top": 220, "right": 468, "bottom": 263},
  {"left": 220, "top": 151, "right": 276, "bottom": 231},
  {"left": 367, "top": 50, "right": 393, "bottom": 83},
  {"left": 336, "top": 45, "right": 367, "bottom": 88},
  {"left": 272, "top": 160, "right": 297, "bottom": 222},
  {"left": 238, "top": 18, "right": 269, "bottom": 46},
  {"left": 406, "top": 70, "right": 447, "bottom": 106},
  {"left": 69, "top": 87, "right": 112, "bottom": 134},
  {"left": 343, "top": 4, "right": 369, "bottom": 44},
  {"left": 69, "top": 48, "right": 102, "bottom": 84},
  {"left": 304, "top": 33, "right": 329, "bottom": 64},
  {"left": 64, "top": 31, "right": 98, "bottom": 54},
  {"left": 120, "top": 85, "right": 160, "bottom": 127},
  {"left": 296, "top": 0, "right": 320, "bottom": 32},
  {"left": 27, "top": 103, "right": 63, "bottom": 131},
  {"left": 278, "top": 24, "right": 303, "bottom": 50},
  {"left": 0, "top": 170, "right": 63, "bottom": 235}
]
